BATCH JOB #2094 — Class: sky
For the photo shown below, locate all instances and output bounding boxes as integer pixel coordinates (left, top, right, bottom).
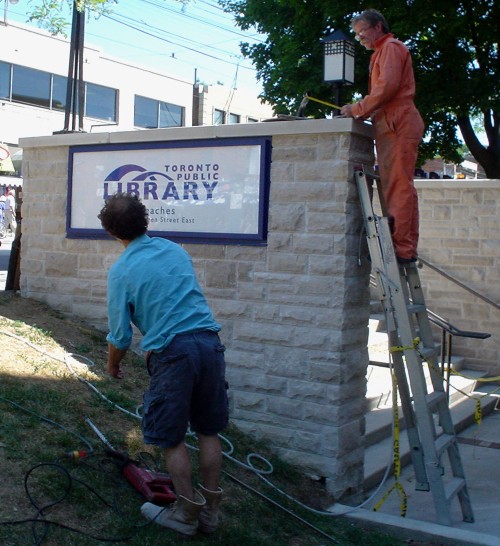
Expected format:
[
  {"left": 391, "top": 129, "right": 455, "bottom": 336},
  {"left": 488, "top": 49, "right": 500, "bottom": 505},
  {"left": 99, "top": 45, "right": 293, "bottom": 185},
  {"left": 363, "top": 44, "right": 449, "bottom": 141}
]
[{"left": 5, "top": 0, "right": 266, "bottom": 95}]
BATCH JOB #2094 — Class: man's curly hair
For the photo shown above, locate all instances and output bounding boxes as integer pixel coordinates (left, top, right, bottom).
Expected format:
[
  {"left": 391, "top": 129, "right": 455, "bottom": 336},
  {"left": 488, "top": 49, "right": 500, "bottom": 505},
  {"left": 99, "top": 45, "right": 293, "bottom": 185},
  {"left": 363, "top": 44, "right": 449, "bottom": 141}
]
[{"left": 98, "top": 192, "right": 149, "bottom": 240}]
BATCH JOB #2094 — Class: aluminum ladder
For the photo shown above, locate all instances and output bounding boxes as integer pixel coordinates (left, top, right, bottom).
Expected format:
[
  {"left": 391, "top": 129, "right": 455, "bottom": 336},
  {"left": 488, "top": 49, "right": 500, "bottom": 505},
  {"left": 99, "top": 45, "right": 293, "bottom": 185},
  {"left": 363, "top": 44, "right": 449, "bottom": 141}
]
[{"left": 355, "top": 169, "right": 474, "bottom": 526}]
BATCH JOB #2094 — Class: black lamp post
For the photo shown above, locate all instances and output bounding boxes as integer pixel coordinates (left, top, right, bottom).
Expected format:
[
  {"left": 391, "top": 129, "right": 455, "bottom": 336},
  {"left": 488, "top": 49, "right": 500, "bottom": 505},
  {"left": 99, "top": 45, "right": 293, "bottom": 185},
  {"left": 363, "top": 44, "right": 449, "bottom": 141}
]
[{"left": 320, "top": 30, "right": 355, "bottom": 114}]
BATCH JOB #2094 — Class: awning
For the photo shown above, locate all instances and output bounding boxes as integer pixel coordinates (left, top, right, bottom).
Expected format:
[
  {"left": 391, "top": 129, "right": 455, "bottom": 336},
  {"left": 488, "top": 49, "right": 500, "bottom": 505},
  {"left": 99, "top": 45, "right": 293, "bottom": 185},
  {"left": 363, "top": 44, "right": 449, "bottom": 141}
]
[
  {"left": 0, "top": 175, "right": 22, "bottom": 187},
  {"left": 0, "top": 143, "right": 15, "bottom": 174}
]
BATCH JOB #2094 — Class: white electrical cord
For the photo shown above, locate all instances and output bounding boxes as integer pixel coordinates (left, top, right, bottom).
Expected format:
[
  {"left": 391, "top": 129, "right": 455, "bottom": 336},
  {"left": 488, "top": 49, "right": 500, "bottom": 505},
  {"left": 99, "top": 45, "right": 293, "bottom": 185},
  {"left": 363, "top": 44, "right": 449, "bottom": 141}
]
[{"left": 0, "top": 327, "right": 396, "bottom": 518}]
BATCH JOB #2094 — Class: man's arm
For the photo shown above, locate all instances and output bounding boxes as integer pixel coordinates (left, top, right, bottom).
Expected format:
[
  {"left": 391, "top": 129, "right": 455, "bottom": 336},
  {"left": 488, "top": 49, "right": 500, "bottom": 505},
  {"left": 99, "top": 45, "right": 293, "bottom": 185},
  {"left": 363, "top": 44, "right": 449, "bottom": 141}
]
[
  {"left": 342, "top": 41, "right": 406, "bottom": 119},
  {"left": 107, "top": 342, "right": 128, "bottom": 378}
]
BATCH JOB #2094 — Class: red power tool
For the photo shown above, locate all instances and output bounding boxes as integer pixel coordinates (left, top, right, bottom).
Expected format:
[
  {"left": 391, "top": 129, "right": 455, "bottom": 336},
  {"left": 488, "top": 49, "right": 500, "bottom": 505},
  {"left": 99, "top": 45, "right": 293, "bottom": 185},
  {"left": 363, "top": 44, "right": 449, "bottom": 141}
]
[{"left": 85, "top": 418, "right": 176, "bottom": 505}]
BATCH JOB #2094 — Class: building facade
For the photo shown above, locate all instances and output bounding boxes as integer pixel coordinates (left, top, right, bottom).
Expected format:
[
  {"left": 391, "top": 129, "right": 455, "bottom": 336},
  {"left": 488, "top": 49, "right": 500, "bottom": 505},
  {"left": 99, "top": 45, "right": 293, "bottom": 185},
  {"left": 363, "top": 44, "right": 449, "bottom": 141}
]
[{"left": 0, "top": 20, "right": 274, "bottom": 163}]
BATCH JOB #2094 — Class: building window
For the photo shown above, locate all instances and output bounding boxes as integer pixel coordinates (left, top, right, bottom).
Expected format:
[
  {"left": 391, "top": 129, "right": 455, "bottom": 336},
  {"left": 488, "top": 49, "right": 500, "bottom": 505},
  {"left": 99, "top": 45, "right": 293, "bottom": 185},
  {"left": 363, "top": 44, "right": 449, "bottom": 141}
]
[
  {"left": 0, "top": 62, "right": 10, "bottom": 100},
  {"left": 134, "top": 95, "right": 183, "bottom": 128},
  {"left": 229, "top": 113, "right": 240, "bottom": 124},
  {"left": 247, "top": 117, "right": 258, "bottom": 123},
  {"left": 85, "top": 82, "right": 117, "bottom": 121},
  {"left": 51, "top": 74, "right": 67, "bottom": 111},
  {"left": 0, "top": 62, "right": 118, "bottom": 121},
  {"left": 159, "top": 100, "right": 183, "bottom": 127},
  {"left": 12, "top": 65, "right": 50, "bottom": 108},
  {"left": 213, "top": 108, "right": 225, "bottom": 125}
]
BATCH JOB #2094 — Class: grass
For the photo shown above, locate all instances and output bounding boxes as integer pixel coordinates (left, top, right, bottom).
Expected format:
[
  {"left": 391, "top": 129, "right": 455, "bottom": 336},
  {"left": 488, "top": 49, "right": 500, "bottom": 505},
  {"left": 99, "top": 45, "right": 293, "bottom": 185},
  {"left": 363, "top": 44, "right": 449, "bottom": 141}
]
[{"left": 0, "top": 293, "right": 406, "bottom": 546}]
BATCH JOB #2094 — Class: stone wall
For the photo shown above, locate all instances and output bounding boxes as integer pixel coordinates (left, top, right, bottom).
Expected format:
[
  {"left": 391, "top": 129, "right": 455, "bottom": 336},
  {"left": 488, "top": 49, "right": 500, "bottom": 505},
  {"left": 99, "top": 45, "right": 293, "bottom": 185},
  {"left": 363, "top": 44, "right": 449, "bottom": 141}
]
[
  {"left": 19, "top": 119, "right": 374, "bottom": 500},
  {"left": 19, "top": 121, "right": 498, "bottom": 497},
  {"left": 416, "top": 179, "right": 500, "bottom": 375}
]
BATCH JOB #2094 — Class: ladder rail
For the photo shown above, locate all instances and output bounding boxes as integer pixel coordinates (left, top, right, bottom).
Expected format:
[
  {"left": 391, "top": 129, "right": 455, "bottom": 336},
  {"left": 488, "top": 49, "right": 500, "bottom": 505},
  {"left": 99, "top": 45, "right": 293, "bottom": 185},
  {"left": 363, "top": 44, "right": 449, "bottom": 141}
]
[
  {"left": 355, "top": 169, "right": 474, "bottom": 526},
  {"left": 356, "top": 171, "right": 431, "bottom": 491}
]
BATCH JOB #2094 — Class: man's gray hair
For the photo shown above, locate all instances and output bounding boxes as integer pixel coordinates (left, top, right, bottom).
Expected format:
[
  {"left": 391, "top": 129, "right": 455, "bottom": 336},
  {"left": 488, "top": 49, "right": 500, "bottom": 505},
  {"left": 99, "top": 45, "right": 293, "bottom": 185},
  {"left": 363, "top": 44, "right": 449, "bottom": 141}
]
[{"left": 351, "top": 9, "right": 390, "bottom": 34}]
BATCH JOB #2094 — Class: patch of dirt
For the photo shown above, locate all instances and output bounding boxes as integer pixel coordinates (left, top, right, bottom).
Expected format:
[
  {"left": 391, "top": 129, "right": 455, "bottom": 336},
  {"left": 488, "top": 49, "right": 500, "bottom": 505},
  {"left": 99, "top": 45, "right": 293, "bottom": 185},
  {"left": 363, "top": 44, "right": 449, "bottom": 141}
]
[{"left": 0, "top": 293, "right": 148, "bottom": 521}]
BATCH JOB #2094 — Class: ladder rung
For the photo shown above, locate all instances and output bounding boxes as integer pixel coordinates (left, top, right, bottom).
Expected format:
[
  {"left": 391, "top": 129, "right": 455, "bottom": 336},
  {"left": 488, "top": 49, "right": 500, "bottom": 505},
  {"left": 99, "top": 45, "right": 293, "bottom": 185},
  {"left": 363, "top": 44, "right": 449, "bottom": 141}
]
[
  {"left": 445, "top": 477, "right": 466, "bottom": 503},
  {"left": 419, "top": 346, "right": 438, "bottom": 359},
  {"left": 426, "top": 390, "right": 447, "bottom": 409},
  {"left": 407, "top": 303, "right": 426, "bottom": 314},
  {"left": 434, "top": 433, "right": 455, "bottom": 456},
  {"left": 355, "top": 170, "right": 473, "bottom": 526}
]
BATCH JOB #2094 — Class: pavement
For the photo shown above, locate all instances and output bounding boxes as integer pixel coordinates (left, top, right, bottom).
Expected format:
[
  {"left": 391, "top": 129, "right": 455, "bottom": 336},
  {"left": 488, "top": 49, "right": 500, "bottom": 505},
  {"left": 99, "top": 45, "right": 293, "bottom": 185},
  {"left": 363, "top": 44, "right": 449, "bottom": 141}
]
[
  {"left": 327, "top": 330, "right": 500, "bottom": 546},
  {"left": 337, "top": 406, "right": 500, "bottom": 546}
]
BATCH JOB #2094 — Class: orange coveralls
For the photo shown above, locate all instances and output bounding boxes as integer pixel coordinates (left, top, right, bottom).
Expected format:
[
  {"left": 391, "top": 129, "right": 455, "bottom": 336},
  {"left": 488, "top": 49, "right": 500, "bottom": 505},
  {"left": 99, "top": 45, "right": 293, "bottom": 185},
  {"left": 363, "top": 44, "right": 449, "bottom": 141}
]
[{"left": 351, "top": 33, "right": 425, "bottom": 260}]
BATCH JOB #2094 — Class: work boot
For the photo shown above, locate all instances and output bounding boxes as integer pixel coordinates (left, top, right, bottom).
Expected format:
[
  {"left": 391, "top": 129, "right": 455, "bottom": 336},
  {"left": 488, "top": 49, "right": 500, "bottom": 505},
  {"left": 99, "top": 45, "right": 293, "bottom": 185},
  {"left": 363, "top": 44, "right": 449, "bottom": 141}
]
[
  {"left": 198, "top": 483, "right": 223, "bottom": 533},
  {"left": 141, "top": 489, "right": 206, "bottom": 536}
]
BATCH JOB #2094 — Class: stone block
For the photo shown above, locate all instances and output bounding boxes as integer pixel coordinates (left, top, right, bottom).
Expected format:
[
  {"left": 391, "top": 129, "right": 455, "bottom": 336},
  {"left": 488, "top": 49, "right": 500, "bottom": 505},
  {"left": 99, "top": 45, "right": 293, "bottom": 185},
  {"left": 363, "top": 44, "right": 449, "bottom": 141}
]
[
  {"left": 45, "top": 253, "right": 78, "bottom": 277},
  {"left": 268, "top": 203, "right": 306, "bottom": 231},
  {"left": 228, "top": 370, "right": 288, "bottom": 394},
  {"left": 267, "top": 253, "right": 308, "bottom": 274},
  {"left": 205, "top": 261, "right": 237, "bottom": 288},
  {"left": 295, "top": 159, "right": 346, "bottom": 182}
]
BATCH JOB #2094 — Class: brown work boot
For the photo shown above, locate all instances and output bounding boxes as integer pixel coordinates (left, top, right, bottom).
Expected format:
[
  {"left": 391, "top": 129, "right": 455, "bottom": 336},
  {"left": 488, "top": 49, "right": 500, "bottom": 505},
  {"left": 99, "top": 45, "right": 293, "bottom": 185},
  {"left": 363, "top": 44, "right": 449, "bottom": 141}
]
[
  {"left": 141, "top": 489, "right": 206, "bottom": 536},
  {"left": 198, "top": 483, "right": 223, "bottom": 533}
]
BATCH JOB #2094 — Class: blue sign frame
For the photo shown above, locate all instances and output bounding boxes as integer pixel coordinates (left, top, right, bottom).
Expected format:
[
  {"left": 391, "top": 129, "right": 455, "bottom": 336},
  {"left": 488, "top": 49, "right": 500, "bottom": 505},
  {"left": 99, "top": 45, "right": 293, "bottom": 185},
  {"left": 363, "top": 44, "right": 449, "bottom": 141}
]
[{"left": 67, "top": 136, "right": 272, "bottom": 245}]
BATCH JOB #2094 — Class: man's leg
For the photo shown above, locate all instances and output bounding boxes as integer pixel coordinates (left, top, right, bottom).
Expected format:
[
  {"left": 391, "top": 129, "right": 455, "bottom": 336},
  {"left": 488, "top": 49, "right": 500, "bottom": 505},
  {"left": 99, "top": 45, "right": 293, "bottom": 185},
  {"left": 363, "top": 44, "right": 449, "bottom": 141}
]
[
  {"left": 198, "top": 433, "right": 223, "bottom": 534},
  {"left": 142, "top": 440, "right": 205, "bottom": 536},
  {"left": 376, "top": 132, "right": 419, "bottom": 260},
  {"left": 165, "top": 441, "right": 194, "bottom": 500},
  {"left": 198, "top": 433, "right": 222, "bottom": 491}
]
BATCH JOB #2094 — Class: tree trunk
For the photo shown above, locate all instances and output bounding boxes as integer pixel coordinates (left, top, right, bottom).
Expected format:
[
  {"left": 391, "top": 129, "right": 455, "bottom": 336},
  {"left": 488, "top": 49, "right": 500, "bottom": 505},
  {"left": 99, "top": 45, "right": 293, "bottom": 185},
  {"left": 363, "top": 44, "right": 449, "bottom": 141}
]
[{"left": 457, "top": 112, "right": 500, "bottom": 179}]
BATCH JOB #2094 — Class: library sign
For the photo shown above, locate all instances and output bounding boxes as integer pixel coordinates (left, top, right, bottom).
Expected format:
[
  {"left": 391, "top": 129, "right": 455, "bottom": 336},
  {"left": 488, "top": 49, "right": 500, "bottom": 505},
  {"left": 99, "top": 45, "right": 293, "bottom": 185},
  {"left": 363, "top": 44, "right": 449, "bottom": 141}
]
[{"left": 67, "top": 137, "right": 271, "bottom": 244}]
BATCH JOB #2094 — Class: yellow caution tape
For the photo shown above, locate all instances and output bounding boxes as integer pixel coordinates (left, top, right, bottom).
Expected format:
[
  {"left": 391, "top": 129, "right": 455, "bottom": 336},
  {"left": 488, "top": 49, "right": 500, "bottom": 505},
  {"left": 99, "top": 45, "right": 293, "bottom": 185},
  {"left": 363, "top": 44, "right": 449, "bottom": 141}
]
[
  {"left": 390, "top": 337, "right": 420, "bottom": 354},
  {"left": 474, "top": 398, "right": 482, "bottom": 426},
  {"left": 415, "top": 347, "right": 486, "bottom": 426},
  {"left": 373, "top": 370, "right": 407, "bottom": 517},
  {"left": 373, "top": 481, "right": 408, "bottom": 518}
]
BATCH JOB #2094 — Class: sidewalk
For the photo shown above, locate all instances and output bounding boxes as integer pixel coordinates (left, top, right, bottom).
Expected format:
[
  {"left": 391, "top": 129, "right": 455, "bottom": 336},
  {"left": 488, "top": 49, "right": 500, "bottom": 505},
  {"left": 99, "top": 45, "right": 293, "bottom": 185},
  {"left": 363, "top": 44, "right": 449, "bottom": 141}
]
[{"left": 329, "top": 401, "right": 500, "bottom": 546}]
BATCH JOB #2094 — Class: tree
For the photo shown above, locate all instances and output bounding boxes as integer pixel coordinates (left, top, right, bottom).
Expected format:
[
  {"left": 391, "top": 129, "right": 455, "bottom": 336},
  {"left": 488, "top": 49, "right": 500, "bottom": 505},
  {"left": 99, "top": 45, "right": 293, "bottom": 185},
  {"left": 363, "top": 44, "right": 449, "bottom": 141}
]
[
  {"left": 220, "top": 0, "right": 500, "bottom": 178},
  {"left": 26, "top": 1, "right": 117, "bottom": 36}
]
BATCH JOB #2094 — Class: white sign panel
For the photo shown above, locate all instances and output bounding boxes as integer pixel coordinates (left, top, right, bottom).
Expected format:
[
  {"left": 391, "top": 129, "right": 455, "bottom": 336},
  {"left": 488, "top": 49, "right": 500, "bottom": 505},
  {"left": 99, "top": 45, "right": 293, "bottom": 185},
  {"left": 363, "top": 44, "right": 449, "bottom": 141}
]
[{"left": 68, "top": 137, "right": 271, "bottom": 243}]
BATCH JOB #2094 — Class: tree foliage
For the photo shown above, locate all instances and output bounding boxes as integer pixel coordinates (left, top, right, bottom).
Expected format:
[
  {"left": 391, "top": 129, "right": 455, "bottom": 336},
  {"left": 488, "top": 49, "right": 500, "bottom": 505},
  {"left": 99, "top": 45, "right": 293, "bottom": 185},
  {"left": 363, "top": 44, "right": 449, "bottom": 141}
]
[
  {"left": 26, "top": 0, "right": 118, "bottom": 36},
  {"left": 220, "top": 0, "right": 500, "bottom": 178}
]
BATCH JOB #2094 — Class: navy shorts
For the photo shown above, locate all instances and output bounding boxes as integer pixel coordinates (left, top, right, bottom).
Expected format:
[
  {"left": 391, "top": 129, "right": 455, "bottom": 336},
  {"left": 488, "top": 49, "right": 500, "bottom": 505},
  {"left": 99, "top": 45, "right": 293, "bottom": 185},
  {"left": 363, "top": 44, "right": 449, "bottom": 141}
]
[{"left": 142, "top": 331, "right": 229, "bottom": 448}]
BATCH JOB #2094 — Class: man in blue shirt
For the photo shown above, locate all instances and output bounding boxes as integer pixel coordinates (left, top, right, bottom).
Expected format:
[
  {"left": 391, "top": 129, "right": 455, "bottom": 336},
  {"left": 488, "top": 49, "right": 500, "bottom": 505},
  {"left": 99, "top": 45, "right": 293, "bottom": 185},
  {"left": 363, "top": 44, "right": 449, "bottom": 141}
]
[{"left": 98, "top": 192, "right": 228, "bottom": 537}]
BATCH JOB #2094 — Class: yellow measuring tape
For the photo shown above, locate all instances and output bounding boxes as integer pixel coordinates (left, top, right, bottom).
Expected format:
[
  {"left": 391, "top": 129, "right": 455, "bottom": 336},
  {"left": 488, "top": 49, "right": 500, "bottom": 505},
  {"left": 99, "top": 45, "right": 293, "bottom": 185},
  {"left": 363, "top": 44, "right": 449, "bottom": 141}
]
[{"left": 305, "top": 95, "right": 342, "bottom": 111}]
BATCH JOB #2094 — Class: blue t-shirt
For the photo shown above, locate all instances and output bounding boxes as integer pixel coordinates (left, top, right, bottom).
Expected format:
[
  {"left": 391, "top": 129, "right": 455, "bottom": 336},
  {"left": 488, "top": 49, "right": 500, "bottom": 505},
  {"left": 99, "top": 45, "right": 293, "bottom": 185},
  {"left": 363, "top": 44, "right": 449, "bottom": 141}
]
[{"left": 106, "top": 234, "right": 220, "bottom": 352}]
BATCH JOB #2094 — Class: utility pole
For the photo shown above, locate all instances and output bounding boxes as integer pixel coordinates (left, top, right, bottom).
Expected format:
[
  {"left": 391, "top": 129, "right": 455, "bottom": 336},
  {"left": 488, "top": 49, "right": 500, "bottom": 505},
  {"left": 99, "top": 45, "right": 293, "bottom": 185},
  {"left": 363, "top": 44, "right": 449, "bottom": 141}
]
[
  {"left": 3, "top": 0, "right": 19, "bottom": 25},
  {"left": 55, "top": 1, "right": 86, "bottom": 133}
]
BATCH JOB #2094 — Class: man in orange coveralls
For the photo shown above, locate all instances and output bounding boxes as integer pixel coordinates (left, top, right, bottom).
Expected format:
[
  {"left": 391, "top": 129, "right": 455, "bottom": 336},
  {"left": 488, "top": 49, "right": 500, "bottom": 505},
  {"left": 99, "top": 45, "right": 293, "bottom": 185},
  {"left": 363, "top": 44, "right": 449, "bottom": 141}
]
[{"left": 340, "top": 9, "right": 425, "bottom": 263}]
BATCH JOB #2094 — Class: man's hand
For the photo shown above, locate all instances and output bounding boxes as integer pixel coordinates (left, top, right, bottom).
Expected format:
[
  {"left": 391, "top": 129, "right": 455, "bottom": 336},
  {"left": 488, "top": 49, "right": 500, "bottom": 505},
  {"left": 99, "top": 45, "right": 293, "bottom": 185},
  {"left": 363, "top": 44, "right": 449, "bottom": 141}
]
[
  {"left": 107, "top": 343, "right": 128, "bottom": 379},
  {"left": 107, "top": 361, "right": 125, "bottom": 379},
  {"left": 340, "top": 104, "right": 355, "bottom": 117}
]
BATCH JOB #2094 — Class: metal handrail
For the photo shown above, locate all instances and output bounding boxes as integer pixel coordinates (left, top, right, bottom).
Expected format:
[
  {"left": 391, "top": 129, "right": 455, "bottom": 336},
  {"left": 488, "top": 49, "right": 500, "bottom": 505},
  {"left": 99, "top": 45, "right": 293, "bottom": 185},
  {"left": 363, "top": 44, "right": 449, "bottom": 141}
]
[
  {"left": 424, "top": 307, "right": 491, "bottom": 340},
  {"left": 418, "top": 256, "right": 500, "bottom": 311},
  {"left": 369, "top": 275, "right": 491, "bottom": 341},
  {"left": 369, "top": 272, "right": 491, "bottom": 397}
]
